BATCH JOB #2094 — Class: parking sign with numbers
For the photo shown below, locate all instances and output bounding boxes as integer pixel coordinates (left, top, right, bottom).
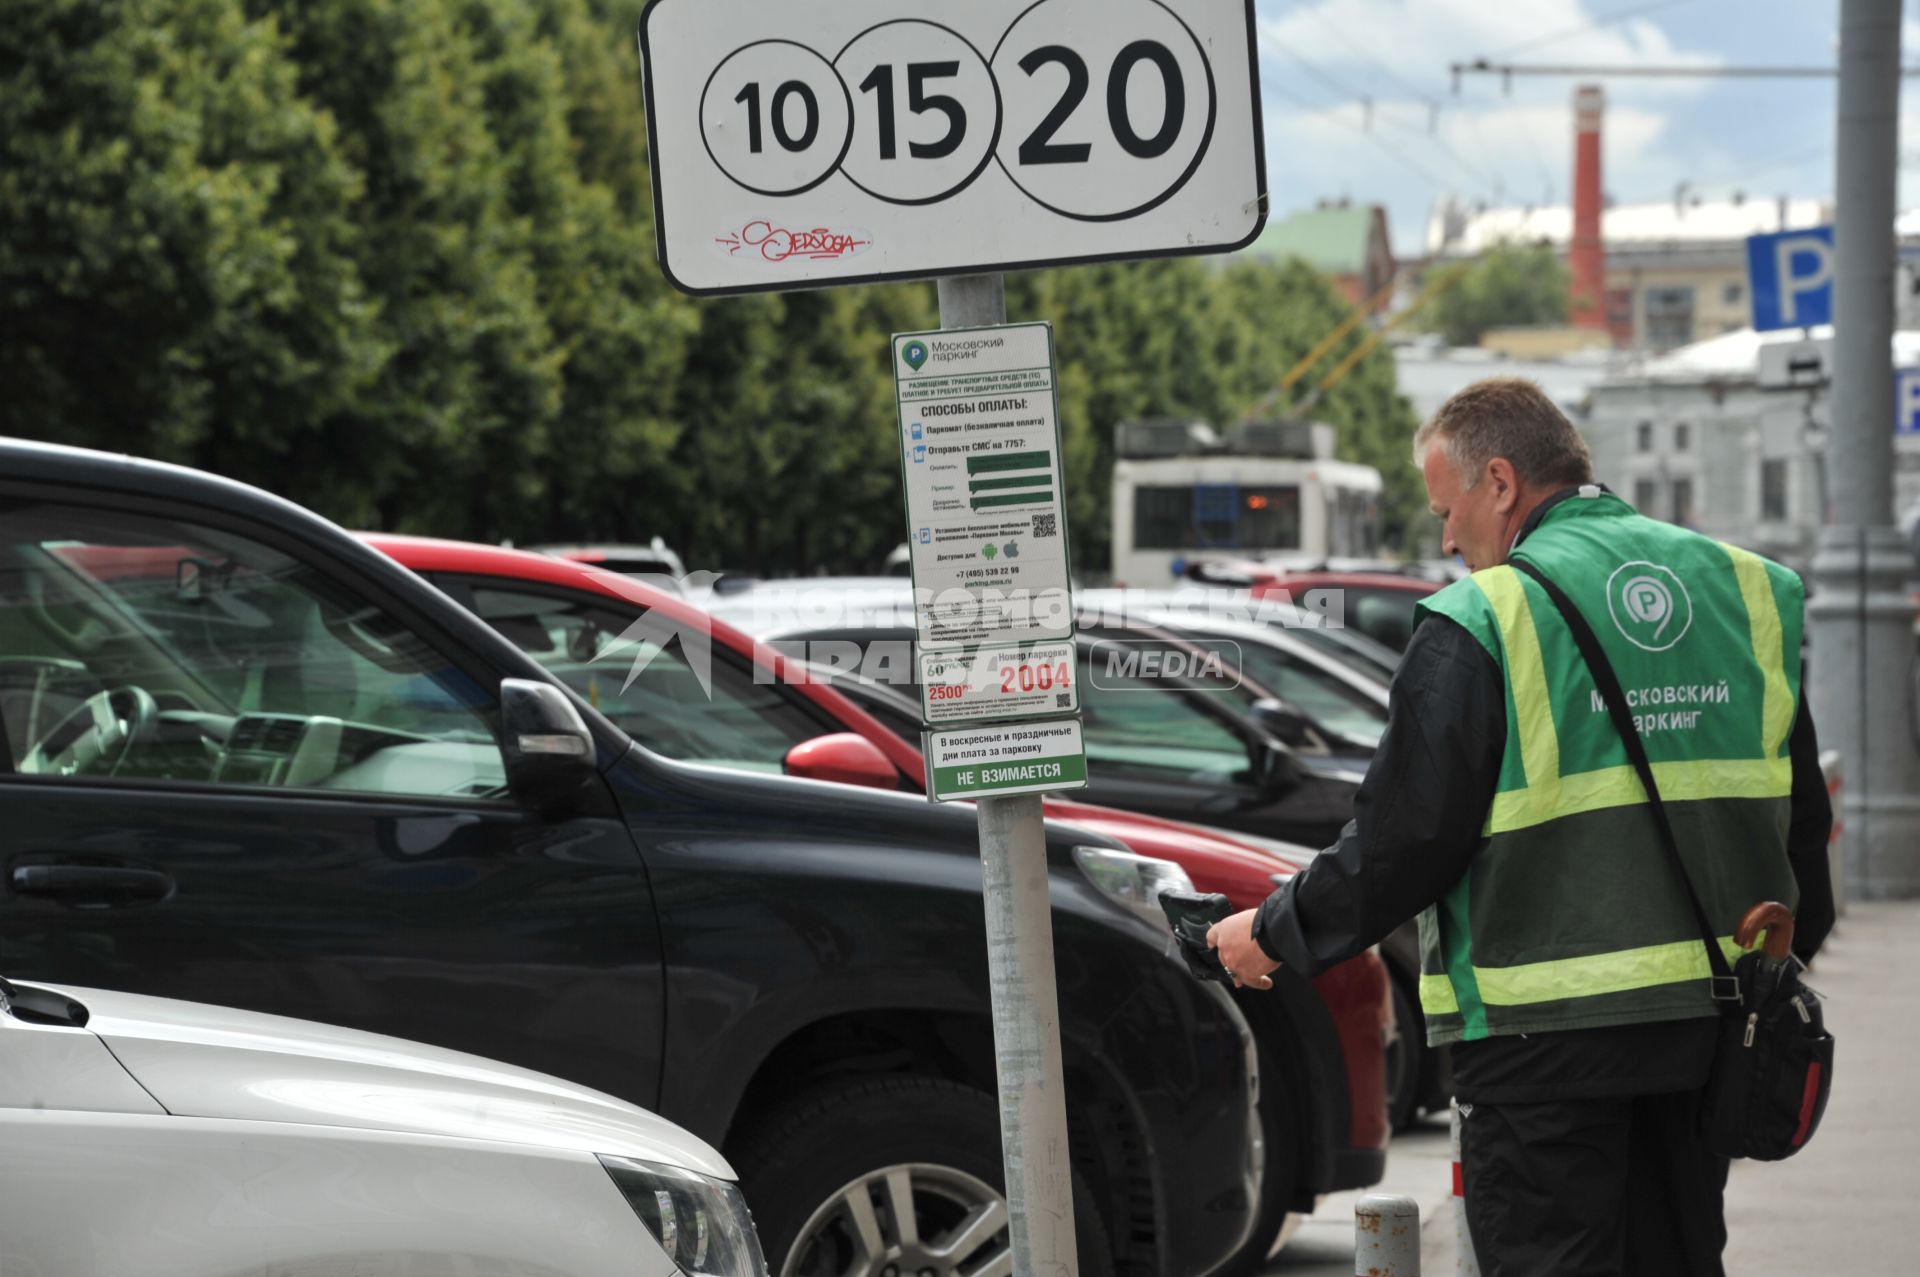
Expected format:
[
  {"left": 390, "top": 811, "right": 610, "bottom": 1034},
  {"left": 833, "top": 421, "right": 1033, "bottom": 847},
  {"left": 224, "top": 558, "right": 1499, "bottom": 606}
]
[{"left": 638, "top": 0, "right": 1265, "bottom": 295}]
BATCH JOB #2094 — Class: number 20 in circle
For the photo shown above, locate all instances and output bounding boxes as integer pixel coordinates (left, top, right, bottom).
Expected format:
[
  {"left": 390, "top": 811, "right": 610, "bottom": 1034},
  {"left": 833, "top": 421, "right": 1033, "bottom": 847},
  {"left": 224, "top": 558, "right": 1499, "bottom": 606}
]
[
  {"left": 701, "top": 40, "right": 854, "bottom": 198},
  {"left": 993, "top": 0, "right": 1216, "bottom": 222},
  {"left": 833, "top": 21, "right": 1002, "bottom": 206}
]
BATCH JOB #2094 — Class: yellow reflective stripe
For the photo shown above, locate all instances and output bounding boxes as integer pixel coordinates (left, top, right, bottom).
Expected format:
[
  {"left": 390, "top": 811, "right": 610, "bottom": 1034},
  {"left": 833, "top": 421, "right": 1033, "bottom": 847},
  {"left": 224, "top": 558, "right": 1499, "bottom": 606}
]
[
  {"left": 1419, "top": 973, "right": 1460, "bottom": 1015},
  {"left": 1477, "top": 567, "right": 1560, "bottom": 789},
  {"left": 1473, "top": 936, "right": 1749, "bottom": 1007},
  {"left": 1485, "top": 756, "right": 1793, "bottom": 834},
  {"left": 1723, "top": 544, "right": 1793, "bottom": 758}
]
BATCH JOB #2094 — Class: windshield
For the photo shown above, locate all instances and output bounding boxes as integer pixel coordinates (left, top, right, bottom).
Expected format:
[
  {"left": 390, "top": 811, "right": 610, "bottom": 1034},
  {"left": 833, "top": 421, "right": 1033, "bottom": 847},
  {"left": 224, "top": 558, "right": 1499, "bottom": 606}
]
[
  {"left": 1230, "top": 642, "right": 1386, "bottom": 747},
  {"left": 1287, "top": 624, "right": 1400, "bottom": 686},
  {"left": 0, "top": 502, "right": 503, "bottom": 798},
  {"left": 1078, "top": 635, "right": 1259, "bottom": 783},
  {"left": 462, "top": 583, "right": 835, "bottom": 775}
]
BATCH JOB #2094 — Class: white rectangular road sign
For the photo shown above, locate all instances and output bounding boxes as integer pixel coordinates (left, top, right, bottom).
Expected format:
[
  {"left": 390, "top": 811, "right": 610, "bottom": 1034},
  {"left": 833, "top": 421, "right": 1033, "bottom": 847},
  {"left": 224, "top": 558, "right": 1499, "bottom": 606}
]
[
  {"left": 921, "top": 641, "right": 1079, "bottom": 726},
  {"left": 637, "top": 0, "right": 1266, "bottom": 295},
  {"left": 927, "top": 719, "right": 1088, "bottom": 802},
  {"left": 896, "top": 324, "right": 1073, "bottom": 668}
]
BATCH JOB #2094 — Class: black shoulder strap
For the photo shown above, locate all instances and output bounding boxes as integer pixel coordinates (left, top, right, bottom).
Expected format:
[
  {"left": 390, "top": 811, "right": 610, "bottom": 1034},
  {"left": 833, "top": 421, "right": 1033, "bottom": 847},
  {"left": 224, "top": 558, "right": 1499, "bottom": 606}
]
[{"left": 1508, "top": 557, "right": 1740, "bottom": 1000}]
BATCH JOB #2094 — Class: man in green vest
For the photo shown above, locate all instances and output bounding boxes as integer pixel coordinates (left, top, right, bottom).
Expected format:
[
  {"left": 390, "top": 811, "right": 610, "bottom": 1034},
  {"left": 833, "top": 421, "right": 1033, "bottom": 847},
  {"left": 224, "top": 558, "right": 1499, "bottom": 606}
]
[{"left": 1208, "top": 377, "right": 1834, "bottom": 1276}]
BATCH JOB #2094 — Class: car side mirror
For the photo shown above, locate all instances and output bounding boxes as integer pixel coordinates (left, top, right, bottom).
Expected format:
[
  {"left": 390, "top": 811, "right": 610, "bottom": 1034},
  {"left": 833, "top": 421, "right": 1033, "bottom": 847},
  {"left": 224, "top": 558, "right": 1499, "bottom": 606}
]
[
  {"left": 1249, "top": 737, "right": 1302, "bottom": 796},
  {"left": 501, "top": 678, "right": 597, "bottom": 810},
  {"left": 1247, "top": 697, "right": 1322, "bottom": 752},
  {"left": 784, "top": 733, "right": 899, "bottom": 791},
  {"left": 1243, "top": 700, "right": 1307, "bottom": 796}
]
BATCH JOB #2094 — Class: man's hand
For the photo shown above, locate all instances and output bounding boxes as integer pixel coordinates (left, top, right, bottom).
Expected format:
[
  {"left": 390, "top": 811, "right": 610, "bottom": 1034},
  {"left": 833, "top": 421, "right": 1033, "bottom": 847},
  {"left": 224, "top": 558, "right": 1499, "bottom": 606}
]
[{"left": 1206, "top": 909, "right": 1280, "bottom": 990}]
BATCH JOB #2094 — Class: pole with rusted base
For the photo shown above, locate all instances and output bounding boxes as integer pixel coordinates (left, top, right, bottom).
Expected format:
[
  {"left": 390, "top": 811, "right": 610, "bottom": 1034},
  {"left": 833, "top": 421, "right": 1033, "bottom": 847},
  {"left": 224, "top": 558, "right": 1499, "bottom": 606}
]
[{"left": 1355, "top": 1193, "right": 1420, "bottom": 1276}]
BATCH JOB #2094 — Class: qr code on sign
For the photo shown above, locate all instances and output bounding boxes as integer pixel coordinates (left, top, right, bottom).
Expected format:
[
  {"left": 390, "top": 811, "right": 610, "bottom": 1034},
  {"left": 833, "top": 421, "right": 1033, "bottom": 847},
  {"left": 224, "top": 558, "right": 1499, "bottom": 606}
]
[
  {"left": 1031, "top": 512, "right": 1058, "bottom": 538},
  {"left": 1056, "top": 693, "right": 1072, "bottom": 708}
]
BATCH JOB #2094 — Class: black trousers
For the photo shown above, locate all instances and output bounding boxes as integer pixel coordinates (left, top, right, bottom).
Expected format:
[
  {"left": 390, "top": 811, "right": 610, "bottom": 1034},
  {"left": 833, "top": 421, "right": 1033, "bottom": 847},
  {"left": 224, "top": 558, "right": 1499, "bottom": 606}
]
[{"left": 1460, "top": 1089, "right": 1731, "bottom": 1277}]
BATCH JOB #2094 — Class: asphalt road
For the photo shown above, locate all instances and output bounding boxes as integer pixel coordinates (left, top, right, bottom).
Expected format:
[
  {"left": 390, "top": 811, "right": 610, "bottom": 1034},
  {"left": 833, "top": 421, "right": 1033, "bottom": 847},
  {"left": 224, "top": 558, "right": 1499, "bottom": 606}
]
[
  {"left": 1263, "top": 899, "right": 1920, "bottom": 1276},
  {"left": 1264, "top": 1116, "right": 1460, "bottom": 1276}
]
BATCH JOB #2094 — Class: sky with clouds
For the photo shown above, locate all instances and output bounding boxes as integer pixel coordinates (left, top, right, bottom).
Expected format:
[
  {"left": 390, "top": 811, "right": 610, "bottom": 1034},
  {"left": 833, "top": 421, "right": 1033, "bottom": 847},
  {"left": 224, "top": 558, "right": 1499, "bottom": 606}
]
[{"left": 1253, "top": 0, "right": 1906, "bottom": 256}]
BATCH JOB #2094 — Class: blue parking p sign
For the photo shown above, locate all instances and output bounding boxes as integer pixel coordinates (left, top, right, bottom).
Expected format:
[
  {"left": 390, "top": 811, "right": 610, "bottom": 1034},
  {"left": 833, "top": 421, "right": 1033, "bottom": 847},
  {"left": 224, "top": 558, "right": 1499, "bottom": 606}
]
[
  {"left": 1897, "top": 369, "right": 1920, "bottom": 435},
  {"left": 1747, "top": 227, "right": 1835, "bottom": 331}
]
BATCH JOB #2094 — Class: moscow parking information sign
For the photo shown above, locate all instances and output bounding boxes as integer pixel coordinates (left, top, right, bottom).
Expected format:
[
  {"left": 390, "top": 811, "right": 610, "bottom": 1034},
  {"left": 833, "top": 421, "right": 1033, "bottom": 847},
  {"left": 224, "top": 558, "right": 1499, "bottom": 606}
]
[
  {"left": 928, "top": 720, "right": 1088, "bottom": 802},
  {"left": 895, "top": 323, "right": 1083, "bottom": 742},
  {"left": 637, "top": 0, "right": 1266, "bottom": 295}
]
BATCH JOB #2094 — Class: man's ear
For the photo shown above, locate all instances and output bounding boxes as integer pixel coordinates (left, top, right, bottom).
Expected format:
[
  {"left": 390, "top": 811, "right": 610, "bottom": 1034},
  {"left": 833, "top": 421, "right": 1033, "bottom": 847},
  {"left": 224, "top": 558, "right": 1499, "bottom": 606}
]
[{"left": 1485, "top": 458, "right": 1522, "bottom": 515}]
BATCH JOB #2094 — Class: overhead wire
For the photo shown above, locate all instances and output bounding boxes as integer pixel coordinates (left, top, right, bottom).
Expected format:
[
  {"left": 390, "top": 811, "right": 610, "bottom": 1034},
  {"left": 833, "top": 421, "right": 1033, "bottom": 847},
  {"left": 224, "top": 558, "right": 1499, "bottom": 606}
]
[
  {"left": 1297, "top": 1, "right": 1443, "bottom": 109},
  {"left": 1262, "top": 26, "right": 1502, "bottom": 200},
  {"left": 1484, "top": 0, "right": 1701, "bottom": 60},
  {"left": 1375, "top": 107, "right": 1499, "bottom": 189},
  {"left": 1266, "top": 4, "right": 1589, "bottom": 208},
  {"left": 1455, "top": 0, "right": 1705, "bottom": 202},
  {"left": 1264, "top": 80, "right": 1463, "bottom": 192}
]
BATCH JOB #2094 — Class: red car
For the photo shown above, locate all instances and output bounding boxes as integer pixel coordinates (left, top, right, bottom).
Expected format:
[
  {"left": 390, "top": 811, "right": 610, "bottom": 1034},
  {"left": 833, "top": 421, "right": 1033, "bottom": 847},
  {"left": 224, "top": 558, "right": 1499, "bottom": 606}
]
[{"left": 368, "top": 534, "right": 1391, "bottom": 1255}]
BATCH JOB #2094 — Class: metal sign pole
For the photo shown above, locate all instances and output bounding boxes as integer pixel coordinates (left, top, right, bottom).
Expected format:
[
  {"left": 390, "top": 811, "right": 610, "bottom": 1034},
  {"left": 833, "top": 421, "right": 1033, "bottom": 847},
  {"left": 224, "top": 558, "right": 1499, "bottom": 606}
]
[
  {"left": 1811, "top": 0, "right": 1920, "bottom": 899},
  {"left": 937, "top": 272, "right": 1081, "bottom": 1277}
]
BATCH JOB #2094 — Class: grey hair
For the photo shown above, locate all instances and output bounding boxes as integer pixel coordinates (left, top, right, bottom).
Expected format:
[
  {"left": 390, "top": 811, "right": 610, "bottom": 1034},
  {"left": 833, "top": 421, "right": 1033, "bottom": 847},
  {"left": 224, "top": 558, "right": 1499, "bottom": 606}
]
[{"left": 1413, "top": 376, "right": 1594, "bottom": 491}]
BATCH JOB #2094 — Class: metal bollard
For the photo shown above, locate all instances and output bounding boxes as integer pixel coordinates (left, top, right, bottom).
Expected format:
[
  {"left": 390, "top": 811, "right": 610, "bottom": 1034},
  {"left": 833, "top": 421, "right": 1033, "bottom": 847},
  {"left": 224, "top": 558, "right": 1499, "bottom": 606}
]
[
  {"left": 1451, "top": 1101, "right": 1481, "bottom": 1275},
  {"left": 1354, "top": 1193, "right": 1420, "bottom": 1276}
]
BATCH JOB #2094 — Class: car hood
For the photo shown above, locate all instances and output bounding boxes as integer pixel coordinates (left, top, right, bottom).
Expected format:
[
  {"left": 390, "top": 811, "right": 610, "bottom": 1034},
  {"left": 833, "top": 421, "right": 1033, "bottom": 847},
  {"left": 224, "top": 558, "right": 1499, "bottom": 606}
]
[{"left": 29, "top": 981, "right": 733, "bottom": 1180}]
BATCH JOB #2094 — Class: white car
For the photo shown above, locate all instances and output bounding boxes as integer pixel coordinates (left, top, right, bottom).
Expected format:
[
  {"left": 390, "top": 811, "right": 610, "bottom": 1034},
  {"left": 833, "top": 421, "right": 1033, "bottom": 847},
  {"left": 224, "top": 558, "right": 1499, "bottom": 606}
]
[{"left": 0, "top": 975, "right": 765, "bottom": 1277}]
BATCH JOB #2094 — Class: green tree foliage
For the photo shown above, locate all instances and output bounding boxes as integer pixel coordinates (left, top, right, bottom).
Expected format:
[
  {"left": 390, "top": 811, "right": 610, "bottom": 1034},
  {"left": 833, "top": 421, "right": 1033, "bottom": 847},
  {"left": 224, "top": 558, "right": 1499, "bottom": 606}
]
[
  {"left": 2, "top": 0, "right": 688, "bottom": 535},
  {"left": 1, "top": 0, "right": 1422, "bottom": 574},
  {"left": 1014, "top": 257, "right": 1423, "bottom": 568},
  {"left": 0, "top": 0, "right": 384, "bottom": 499},
  {"left": 663, "top": 283, "right": 936, "bottom": 576},
  {"left": 1423, "top": 242, "right": 1572, "bottom": 348}
]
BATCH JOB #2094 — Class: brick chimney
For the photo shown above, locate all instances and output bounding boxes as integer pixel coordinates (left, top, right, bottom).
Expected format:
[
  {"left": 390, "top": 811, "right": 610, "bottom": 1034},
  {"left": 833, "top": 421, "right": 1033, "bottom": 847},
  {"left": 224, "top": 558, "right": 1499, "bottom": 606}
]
[{"left": 1570, "top": 84, "right": 1607, "bottom": 330}]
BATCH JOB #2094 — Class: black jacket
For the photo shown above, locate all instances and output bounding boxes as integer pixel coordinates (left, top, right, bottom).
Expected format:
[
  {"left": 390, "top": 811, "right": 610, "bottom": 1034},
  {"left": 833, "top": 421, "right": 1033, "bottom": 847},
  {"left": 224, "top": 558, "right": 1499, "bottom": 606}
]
[{"left": 1250, "top": 505, "right": 1836, "bottom": 1101}]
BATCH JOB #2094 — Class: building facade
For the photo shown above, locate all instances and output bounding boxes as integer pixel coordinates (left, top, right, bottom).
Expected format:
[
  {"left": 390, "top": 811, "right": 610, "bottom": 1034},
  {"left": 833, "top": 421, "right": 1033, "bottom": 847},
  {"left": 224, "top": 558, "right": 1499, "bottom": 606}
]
[
  {"left": 1426, "top": 195, "right": 1834, "bottom": 352},
  {"left": 1584, "top": 328, "right": 1920, "bottom": 571},
  {"left": 1246, "top": 202, "right": 1395, "bottom": 312}
]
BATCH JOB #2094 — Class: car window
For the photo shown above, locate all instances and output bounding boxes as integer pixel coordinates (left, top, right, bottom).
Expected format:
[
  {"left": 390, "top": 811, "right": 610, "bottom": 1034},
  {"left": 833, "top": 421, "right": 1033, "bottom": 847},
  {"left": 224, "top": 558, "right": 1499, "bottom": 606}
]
[
  {"left": 1341, "top": 589, "right": 1418, "bottom": 652},
  {"left": 1078, "top": 650, "right": 1249, "bottom": 783},
  {"left": 0, "top": 501, "right": 504, "bottom": 799},
  {"left": 823, "top": 675, "right": 924, "bottom": 746},
  {"left": 463, "top": 584, "right": 827, "bottom": 773},
  {"left": 1233, "top": 644, "right": 1386, "bottom": 746},
  {"left": 1289, "top": 624, "right": 1400, "bottom": 684}
]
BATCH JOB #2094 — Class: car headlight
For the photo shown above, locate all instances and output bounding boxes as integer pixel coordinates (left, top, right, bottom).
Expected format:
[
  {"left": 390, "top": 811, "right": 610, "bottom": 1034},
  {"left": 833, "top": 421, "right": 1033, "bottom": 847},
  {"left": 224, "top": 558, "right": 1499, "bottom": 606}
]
[
  {"left": 1071, "top": 845, "right": 1194, "bottom": 928},
  {"left": 598, "top": 1155, "right": 767, "bottom": 1277}
]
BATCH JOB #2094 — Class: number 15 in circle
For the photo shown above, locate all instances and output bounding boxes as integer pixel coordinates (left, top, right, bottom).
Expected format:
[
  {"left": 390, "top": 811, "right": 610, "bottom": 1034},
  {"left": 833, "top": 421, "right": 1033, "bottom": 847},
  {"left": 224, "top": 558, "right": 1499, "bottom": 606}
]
[{"left": 833, "top": 21, "right": 1003, "bottom": 207}]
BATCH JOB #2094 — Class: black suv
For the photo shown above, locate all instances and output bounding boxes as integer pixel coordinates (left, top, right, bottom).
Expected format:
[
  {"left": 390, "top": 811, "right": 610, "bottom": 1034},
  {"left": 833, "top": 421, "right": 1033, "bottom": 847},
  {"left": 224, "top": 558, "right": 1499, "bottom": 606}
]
[{"left": 0, "top": 440, "right": 1258, "bottom": 1277}]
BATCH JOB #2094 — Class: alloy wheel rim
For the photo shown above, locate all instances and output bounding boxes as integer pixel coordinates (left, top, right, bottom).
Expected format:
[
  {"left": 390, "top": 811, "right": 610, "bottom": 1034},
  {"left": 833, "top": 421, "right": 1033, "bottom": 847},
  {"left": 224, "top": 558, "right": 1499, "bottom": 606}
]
[{"left": 781, "top": 1162, "right": 1012, "bottom": 1277}]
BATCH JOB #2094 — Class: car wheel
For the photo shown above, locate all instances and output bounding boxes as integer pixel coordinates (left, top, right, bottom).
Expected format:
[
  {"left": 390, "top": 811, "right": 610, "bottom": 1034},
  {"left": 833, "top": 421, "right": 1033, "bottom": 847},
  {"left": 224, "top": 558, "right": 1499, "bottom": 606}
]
[
  {"left": 1211, "top": 1032, "right": 1298, "bottom": 1276},
  {"left": 1384, "top": 973, "right": 1425, "bottom": 1132},
  {"left": 733, "top": 1076, "right": 1114, "bottom": 1277}
]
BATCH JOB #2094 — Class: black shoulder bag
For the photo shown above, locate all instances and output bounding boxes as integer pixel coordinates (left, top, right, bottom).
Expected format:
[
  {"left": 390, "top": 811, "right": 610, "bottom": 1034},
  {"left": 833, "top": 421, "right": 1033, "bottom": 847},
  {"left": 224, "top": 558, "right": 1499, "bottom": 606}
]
[{"left": 1511, "top": 557, "right": 1834, "bottom": 1161}]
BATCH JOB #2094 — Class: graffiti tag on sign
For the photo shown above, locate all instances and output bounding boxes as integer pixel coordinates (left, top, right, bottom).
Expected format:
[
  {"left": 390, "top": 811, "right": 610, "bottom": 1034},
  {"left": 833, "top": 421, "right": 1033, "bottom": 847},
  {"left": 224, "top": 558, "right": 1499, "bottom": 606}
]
[{"left": 714, "top": 220, "right": 873, "bottom": 263}]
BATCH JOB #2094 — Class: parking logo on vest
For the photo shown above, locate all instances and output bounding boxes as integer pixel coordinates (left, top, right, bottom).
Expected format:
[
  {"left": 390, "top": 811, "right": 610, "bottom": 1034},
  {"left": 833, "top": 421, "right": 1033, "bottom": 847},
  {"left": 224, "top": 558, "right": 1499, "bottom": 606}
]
[{"left": 1606, "top": 562, "right": 1694, "bottom": 652}]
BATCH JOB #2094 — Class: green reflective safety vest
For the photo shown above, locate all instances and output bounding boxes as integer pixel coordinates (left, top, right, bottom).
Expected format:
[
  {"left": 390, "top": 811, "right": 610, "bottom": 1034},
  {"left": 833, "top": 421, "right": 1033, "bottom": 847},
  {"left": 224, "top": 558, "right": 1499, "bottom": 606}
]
[{"left": 1414, "top": 490, "right": 1803, "bottom": 1045}]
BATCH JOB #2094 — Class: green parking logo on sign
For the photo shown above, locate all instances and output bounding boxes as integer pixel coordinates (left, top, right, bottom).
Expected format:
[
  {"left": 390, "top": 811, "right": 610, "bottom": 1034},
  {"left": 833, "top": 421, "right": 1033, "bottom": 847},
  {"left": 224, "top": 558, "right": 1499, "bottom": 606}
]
[
  {"left": 1605, "top": 561, "right": 1694, "bottom": 652},
  {"left": 902, "top": 340, "right": 929, "bottom": 371}
]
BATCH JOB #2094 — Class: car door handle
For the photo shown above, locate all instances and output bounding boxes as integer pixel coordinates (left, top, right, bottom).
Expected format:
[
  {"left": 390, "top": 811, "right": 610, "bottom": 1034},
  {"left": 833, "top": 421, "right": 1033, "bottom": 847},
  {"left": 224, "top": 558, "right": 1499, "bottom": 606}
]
[{"left": 11, "top": 865, "right": 174, "bottom": 906}]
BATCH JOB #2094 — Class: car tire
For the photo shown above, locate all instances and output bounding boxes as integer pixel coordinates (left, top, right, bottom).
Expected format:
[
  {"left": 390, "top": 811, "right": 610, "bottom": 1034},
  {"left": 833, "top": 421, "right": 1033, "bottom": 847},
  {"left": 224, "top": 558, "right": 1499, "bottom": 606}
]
[
  {"left": 1211, "top": 1033, "right": 1298, "bottom": 1276},
  {"left": 1384, "top": 972, "right": 1425, "bottom": 1133},
  {"left": 733, "top": 1075, "right": 1115, "bottom": 1277}
]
